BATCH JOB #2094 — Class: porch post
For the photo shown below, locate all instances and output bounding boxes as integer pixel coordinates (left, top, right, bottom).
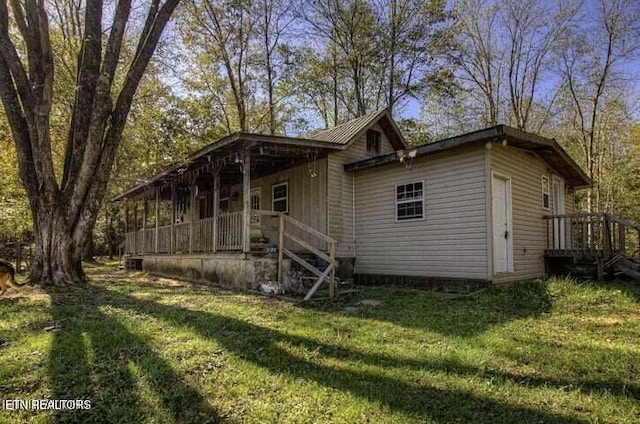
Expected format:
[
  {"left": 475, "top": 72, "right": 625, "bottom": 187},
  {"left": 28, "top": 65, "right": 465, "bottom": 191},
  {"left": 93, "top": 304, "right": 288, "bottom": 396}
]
[
  {"left": 212, "top": 169, "right": 220, "bottom": 253},
  {"left": 242, "top": 149, "right": 251, "bottom": 254},
  {"left": 133, "top": 200, "right": 138, "bottom": 253},
  {"left": 142, "top": 198, "right": 148, "bottom": 254},
  {"left": 155, "top": 188, "right": 160, "bottom": 253},
  {"left": 170, "top": 182, "right": 176, "bottom": 254},
  {"left": 189, "top": 176, "right": 196, "bottom": 254},
  {"left": 124, "top": 200, "right": 130, "bottom": 253}
]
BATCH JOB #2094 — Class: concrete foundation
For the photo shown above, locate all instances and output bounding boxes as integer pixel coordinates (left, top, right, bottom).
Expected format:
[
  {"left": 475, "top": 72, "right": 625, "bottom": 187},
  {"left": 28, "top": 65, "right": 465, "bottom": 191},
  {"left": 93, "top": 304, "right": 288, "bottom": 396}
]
[{"left": 136, "top": 253, "right": 281, "bottom": 290}]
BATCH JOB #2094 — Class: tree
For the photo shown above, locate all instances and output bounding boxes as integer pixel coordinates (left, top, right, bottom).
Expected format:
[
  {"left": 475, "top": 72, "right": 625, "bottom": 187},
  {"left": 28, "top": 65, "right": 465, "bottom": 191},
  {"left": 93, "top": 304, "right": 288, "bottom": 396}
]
[
  {"left": 0, "top": 0, "right": 181, "bottom": 285},
  {"left": 452, "top": 0, "right": 578, "bottom": 130},
  {"left": 184, "top": 0, "right": 256, "bottom": 132},
  {"left": 558, "top": 0, "right": 640, "bottom": 212}
]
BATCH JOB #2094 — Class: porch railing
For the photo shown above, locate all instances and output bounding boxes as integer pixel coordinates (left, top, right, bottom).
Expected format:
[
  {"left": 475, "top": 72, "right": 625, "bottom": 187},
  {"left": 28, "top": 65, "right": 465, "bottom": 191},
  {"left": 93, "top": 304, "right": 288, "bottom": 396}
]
[
  {"left": 217, "top": 211, "right": 243, "bottom": 250},
  {"left": 125, "top": 211, "right": 244, "bottom": 254},
  {"left": 544, "top": 212, "right": 640, "bottom": 258},
  {"left": 123, "top": 209, "right": 338, "bottom": 299}
]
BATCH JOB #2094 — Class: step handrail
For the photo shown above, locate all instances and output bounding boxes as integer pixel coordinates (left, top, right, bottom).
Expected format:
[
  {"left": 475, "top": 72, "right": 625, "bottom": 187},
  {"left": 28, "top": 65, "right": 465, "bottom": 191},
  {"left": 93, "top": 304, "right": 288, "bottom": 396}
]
[{"left": 276, "top": 213, "right": 337, "bottom": 299}]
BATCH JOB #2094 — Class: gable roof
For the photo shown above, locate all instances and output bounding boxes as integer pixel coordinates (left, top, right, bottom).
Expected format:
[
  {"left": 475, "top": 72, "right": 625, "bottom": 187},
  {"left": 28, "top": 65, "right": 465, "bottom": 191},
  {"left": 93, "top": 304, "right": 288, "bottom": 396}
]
[
  {"left": 307, "top": 108, "right": 408, "bottom": 150},
  {"left": 344, "top": 125, "right": 591, "bottom": 188}
]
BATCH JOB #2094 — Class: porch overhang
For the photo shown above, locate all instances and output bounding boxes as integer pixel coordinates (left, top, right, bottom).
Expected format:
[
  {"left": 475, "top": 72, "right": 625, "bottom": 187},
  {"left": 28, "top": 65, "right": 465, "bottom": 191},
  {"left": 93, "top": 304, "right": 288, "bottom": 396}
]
[{"left": 112, "top": 133, "right": 341, "bottom": 201}]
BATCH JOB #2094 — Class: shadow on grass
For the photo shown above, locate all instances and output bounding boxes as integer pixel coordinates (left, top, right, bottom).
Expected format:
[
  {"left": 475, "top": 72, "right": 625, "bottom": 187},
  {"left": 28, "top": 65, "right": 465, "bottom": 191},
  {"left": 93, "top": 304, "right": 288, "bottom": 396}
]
[
  {"left": 73, "top": 284, "right": 597, "bottom": 423},
  {"left": 298, "top": 280, "right": 554, "bottom": 338},
  {"left": 46, "top": 287, "right": 223, "bottom": 423}
]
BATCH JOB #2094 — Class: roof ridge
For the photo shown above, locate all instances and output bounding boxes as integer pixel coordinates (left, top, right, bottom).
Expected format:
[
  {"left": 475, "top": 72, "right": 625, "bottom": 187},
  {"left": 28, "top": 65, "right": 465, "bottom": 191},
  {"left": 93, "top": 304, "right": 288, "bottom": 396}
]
[{"left": 310, "top": 108, "right": 387, "bottom": 136}]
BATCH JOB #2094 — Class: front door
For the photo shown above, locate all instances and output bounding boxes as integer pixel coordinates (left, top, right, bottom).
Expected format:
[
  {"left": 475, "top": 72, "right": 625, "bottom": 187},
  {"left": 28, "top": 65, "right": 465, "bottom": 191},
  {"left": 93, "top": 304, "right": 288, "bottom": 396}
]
[
  {"left": 552, "top": 177, "right": 565, "bottom": 249},
  {"left": 492, "top": 175, "right": 513, "bottom": 273}
]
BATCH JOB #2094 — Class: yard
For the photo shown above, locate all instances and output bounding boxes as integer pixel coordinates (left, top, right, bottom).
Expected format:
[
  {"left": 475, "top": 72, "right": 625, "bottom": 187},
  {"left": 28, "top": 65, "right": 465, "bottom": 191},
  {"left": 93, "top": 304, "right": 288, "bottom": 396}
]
[{"left": 0, "top": 264, "right": 638, "bottom": 423}]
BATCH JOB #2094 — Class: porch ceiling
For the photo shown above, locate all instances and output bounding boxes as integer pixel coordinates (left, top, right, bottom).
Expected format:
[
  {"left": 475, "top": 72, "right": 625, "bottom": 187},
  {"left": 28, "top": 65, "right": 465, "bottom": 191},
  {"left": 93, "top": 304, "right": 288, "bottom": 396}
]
[{"left": 112, "top": 134, "right": 339, "bottom": 201}]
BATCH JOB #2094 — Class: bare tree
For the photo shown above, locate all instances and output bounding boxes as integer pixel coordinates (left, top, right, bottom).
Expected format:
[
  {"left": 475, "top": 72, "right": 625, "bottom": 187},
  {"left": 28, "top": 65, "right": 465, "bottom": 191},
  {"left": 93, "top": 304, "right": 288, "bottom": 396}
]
[
  {"left": 184, "top": 0, "right": 256, "bottom": 132},
  {"left": 560, "top": 0, "right": 640, "bottom": 212},
  {"left": 453, "top": 0, "right": 505, "bottom": 126},
  {"left": 0, "top": 0, "right": 180, "bottom": 285}
]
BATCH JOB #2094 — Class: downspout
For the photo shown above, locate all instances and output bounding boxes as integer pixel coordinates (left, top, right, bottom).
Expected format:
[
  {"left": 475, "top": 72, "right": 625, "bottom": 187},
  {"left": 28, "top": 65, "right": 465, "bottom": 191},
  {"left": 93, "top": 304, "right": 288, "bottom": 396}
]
[{"left": 352, "top": 172, "right": 356, "bottom": 272}]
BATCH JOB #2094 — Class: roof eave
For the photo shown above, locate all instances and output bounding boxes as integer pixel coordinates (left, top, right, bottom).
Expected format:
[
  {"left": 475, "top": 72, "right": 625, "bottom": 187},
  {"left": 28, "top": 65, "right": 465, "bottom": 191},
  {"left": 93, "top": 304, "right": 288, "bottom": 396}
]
[{"left": 112, "top": 133, "right": 343, "bottom": 202}]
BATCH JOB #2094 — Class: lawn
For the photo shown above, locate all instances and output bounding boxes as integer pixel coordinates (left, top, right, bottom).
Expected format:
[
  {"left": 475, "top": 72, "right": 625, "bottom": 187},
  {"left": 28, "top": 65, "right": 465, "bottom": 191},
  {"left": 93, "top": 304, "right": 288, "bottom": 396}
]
[{"left": 0, "top": 264, "right": 639, "bottom": 423}]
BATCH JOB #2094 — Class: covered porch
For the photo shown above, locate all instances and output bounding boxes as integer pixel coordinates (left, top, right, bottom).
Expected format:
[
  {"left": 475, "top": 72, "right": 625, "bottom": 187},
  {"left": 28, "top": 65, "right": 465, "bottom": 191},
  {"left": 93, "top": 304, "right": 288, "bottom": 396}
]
[{"left": 114, "top": 133, "right": 340, "bottom": 298}]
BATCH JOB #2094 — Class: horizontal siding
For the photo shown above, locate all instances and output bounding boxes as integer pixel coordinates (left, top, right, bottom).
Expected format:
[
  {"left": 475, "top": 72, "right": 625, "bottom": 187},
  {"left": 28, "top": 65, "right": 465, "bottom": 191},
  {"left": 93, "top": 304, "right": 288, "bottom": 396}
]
[
  {"left": 490, "top": 145, "right": 552, "bottom": 283},
  {"left": 327, "top": 123, "right": 396, "bottom": 257},
  {"left": 354, "top": 146, "right": 488, "bottom": 279},
  {"left": 229, "top": 158, "right": 328, "bottom": 250}
]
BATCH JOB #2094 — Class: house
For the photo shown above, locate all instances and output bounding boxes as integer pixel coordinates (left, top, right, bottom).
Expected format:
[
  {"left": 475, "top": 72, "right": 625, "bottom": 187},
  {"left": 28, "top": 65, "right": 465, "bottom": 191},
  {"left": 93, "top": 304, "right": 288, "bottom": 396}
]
[{"left": 115, "top": 109, "right": 602, "bottom": 296}]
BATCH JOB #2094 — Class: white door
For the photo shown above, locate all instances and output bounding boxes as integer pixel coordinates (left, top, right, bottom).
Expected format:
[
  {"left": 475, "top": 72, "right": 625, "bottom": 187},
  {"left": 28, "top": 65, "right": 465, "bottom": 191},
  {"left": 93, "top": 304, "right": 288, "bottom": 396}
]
[
  {"left": 492, "top": 175, "right": 513, "bottom": 273},
  {"left": 552, "top": 177, "right": 565, "bottom": 249}
]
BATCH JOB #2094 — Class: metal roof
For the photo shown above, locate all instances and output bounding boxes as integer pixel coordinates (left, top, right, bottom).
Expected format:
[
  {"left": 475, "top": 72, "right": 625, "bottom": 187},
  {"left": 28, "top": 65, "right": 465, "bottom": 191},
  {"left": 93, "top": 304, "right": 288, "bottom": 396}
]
[{"left": 307, "top": 108, "right": 407, "bottom": 150}]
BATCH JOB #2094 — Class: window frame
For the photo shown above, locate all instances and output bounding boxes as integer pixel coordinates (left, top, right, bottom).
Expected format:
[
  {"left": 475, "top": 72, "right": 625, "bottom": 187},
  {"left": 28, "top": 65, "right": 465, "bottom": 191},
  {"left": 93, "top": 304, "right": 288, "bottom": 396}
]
[
  {"left": 250, "top": 188, "right": 262, "bottom": 225},
  {"left": 541, "top": 175, "right": 551, "bottom": 211},
  {"left": 272, "top": 182, "right": 289, "bottom": 213},
  {"left": 395, "top": 181, "right": 425, "bottom": 222},
  {"left": 366, "top": 130, "right": 382, "bottom": 156}
]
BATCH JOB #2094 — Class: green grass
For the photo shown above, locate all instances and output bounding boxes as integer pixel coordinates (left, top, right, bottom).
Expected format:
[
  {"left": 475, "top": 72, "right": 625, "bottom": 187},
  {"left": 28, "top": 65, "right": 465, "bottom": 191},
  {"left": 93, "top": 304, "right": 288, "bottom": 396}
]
[{"left": 1, "top": 264, "right": 639, "bottom": 423}]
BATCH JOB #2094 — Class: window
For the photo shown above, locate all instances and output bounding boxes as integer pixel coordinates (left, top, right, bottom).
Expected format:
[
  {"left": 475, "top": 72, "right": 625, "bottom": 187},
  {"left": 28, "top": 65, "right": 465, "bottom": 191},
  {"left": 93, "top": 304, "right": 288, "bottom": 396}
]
[
  {"left": 219, "top": 198, "right": 229, "bottom": 212},
  {"left": 272, "top": 182, "right": 288, "bottom": 213},
  {"left": 250, "top": 189, "right": 261, "bottom": 225},
  {"left": 366, "top": 130, "right": 381, "bottom": 155},
  {"left": 396, "top": 182, "right": 424, "bottom": 221},
  {"left": 541, "top": 176, "right": 550, "bottom": 210}
]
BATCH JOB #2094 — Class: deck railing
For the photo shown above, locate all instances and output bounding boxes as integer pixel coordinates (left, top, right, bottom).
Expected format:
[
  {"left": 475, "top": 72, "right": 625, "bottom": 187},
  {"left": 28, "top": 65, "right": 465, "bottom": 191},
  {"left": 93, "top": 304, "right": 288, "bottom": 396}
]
[
  {"left": 123, "top": 209, "right": 338, "bottom": 299},
  {"left": 158, "top": 225, "right": 171, "bottom": 253},
  {"left": 174, "top": 222, "right": 190, "bottom": 253},
  {"left": 193, "top": 217, "right": 216, "bottom": 253},
  {"left": 544, "top": 212, "right": 640, "bottom": 258},
  {"left": 217, "top": 211, "right": 243, "bottom": 250}
]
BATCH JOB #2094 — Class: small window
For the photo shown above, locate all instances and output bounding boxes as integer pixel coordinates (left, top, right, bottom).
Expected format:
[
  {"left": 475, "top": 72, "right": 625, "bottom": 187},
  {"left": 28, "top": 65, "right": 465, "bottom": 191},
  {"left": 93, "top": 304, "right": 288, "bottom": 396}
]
[
  {"left": 396, "top": 181, "right": 424, "bottom": 221},
  {"left": 366, "top": 130, "right": 381, "bottom": 155},
  {"left": 219, "top": 198, "right": 229, "bottom": 212},
  {"left": 272, "top": 182, "right": 288, "bottom": 213},
  {"left": 541, "top": 176, "right": 550, "bottom": 210}
]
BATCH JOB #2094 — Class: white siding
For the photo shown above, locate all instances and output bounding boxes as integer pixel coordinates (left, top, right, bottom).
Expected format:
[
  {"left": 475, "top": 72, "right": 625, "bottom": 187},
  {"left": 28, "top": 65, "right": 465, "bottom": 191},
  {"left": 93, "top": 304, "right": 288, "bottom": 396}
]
[
  {"left": 327, "top": 124, "right": 396, "bottom": 257},
  {"left": 354, "top": 146, "right": 488, "bottom": 279},
  {"left": 226, "top": 158, "right": 328, "bottom": 250},
  {"left": 490, "top": 145, "right": 568, "bottom": 283}
]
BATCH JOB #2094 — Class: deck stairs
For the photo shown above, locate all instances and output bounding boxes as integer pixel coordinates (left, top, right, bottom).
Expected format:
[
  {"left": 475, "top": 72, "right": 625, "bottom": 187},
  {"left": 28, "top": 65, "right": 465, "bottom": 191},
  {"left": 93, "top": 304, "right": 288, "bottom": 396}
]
[
  {"left": 612, "top": 256, "right": 640, "bottom": 280},
  {"left": 275, "top": 214, "right": 338, "bottom": 300}
]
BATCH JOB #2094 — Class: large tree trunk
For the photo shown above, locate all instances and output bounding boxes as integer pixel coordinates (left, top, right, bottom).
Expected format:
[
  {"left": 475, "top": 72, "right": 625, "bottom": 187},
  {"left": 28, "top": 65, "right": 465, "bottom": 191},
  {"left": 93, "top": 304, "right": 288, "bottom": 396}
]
[
  {"left": 0, "top": 0, "right": 180, "bottom": 287},
  {"left": 30, "top": 203, "right": 86, "bottom": 285}
]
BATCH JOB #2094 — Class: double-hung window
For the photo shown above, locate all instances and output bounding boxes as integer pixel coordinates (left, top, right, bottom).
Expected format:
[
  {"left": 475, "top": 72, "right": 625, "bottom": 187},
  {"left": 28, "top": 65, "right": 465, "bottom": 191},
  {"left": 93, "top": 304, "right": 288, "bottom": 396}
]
[
  {"left": 272, "top": 182, "right": 288, "bottom": 213},
  {"left": 396, "top": 182, "right": 424, "bottom": 221},
  {"left": 541, "top": 176, "right": 550, "bottom": 210}
]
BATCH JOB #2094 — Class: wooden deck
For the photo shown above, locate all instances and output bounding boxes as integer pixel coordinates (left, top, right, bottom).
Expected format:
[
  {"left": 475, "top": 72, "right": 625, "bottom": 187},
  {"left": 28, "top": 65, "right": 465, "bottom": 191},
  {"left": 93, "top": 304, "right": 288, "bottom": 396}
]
[{"left": 543, "top": 212, "right": 640, "bottom": 279}]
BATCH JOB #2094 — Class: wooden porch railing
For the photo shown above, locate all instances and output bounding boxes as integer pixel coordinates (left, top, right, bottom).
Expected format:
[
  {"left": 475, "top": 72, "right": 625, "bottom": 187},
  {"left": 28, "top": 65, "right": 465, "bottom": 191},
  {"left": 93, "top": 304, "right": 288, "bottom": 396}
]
[
  {"left": 122, "top": 210, "right": 338, "bottom": 299},
  {"left": 544, "top": 212, "right": 640, "bottom": 258},
  {"left": 193, "top": 217, "right": 216, "bottom": 253},
  {"left": 217, "top": 211, "right": 243, "bottom": 250}
]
